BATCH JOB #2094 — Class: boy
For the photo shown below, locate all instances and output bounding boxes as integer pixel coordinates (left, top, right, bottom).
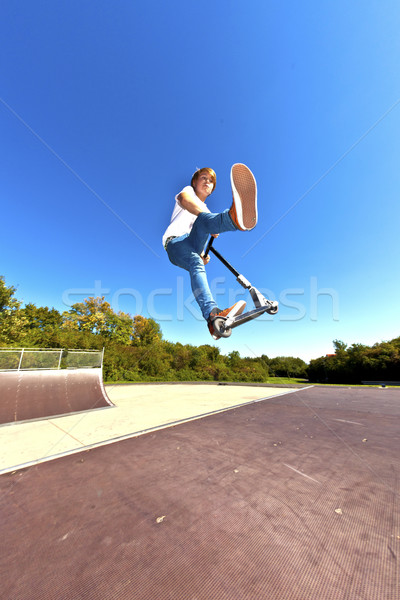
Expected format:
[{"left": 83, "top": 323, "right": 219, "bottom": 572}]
[{"left": 163, "top": 164, "right": 257, "bottom": 339}]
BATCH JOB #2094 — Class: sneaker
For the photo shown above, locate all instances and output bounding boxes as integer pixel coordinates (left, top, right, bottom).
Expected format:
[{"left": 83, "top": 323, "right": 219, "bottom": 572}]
[
  {"left": 229, "top": 163, "right": 258, "bottom": 231},
  {"left": 207, "top": 301, "right": 246, "bottom": 339}
]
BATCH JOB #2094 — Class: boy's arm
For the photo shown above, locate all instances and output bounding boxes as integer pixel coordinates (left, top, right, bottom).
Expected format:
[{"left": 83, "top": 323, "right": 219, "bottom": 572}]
[{"left": 177, "top": 190, "right": 209, "bottom": 216}]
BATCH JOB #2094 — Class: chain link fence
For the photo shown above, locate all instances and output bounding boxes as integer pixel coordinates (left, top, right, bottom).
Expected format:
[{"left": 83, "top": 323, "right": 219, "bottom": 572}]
[{"left": 0, "top": 348, "right": 104, "bottom": 371}]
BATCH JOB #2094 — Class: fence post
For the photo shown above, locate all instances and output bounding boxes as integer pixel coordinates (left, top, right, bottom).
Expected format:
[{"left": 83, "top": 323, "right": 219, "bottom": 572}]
[{"left": 17, "top": 348, "right": 24, "bottom": 372}]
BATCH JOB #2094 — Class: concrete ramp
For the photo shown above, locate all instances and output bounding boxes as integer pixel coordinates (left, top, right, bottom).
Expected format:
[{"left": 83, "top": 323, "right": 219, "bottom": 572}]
[{"left": 0, "top": 368, "right": 113, "bottom": 425}]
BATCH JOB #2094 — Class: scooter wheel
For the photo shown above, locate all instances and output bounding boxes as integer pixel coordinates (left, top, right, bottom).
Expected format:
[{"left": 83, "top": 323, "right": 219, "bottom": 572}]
[
  {"left": 213, "top": 317, "right": 232, "bottom": 338},
  {"left": 267, "top": 301, "right": 279, "bottom": 315}
]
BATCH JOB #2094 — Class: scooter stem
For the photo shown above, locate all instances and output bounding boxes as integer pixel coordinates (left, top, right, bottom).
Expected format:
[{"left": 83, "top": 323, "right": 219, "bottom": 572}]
[{"left": 204, "top": 236, "right": 240, "bottom": 278}]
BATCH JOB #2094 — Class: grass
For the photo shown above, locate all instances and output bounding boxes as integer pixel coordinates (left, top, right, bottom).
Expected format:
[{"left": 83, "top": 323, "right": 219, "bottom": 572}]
[
  {"left": 104, "top": 377, "right": 309, "bottom": 386},
  {"left": 103, "top": 378, "right": 400, "bottom": 388}
]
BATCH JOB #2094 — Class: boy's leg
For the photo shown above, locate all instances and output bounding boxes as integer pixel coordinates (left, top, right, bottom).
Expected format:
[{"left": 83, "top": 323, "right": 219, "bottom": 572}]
[
  {"left": 188, "top": 165, "right": 258, "bottom": 252},
  {"left": 188, "top": 210, "right": 237, "bottom": 254},
  {"left": 187, "top": 252, "right": 218, "bottom": 320},
  {"left": 167, "top": 237, "right": 247, "bottom": 332},
  {"left": 167, "top": 238, "right": 217, "bottom": 320}
]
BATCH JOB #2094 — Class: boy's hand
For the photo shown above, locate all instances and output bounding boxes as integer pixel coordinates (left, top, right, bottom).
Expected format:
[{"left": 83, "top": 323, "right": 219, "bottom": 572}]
[{"left": 201, "top": 252, "right": 210, "bottom": 265}]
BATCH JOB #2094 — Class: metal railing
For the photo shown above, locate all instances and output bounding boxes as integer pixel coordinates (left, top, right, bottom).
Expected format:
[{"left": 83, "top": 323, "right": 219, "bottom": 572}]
[{"left": 0, "top": 348, "right": 104, "bottom": 372}]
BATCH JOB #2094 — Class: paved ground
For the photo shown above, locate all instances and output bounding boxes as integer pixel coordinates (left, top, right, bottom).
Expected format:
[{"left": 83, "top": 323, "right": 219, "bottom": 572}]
[
  {"left": 0, "top": 382, "right": 295, "bottom": 473},
  {"left": 1, "top": 384, "right": 399, "bottom": 599}
]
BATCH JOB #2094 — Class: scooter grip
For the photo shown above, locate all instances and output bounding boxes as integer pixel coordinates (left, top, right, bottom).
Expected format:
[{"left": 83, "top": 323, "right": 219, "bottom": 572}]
[{"left": 204, "top": 236, "right": 215, "bottom": 258}]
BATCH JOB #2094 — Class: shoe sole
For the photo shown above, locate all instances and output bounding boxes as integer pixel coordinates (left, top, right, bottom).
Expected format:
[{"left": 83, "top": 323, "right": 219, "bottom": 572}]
[{"left": 230, "top": 164, "right": 258, "bottom": 230}]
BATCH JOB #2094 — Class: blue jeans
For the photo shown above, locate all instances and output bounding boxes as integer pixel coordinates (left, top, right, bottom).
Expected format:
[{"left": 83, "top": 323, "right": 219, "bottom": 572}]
[{"left": 166, "top": 210, "right": 237, "bottom": 320}]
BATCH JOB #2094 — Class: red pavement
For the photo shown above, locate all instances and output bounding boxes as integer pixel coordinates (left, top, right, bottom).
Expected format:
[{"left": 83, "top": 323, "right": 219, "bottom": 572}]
[{"left": 1, "top": 385, "right": 399, "bottom": 599}]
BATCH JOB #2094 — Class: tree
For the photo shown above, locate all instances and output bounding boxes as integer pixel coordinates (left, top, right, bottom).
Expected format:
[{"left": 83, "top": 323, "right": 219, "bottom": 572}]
[
  {"left": 308, "top": 337, "right": 400, "bottom": 384},
  {"left": 62, "top": 297, "right": 135, "bottom": 345},
  {"left": 227, "top": 350, "right": 241, "bottom": 369},
  {"left": 171, "top": 343, "right": 193, "bottom": 371},
  {"left": 268, "top": 356, "right": 307, "bottom": 378},
  {"left": 0, "top": 276, "right": 28, "bottom": 344},
  {"left": 131, "top": 315, "right": 162, "bottom": 346},
  {"left": 17, "top": 303, "right": 63, "bottom": 347},
  {"left": 21, "top": 304, "right": 62, "bottom": 330},
  {"left": 0, "top": 276, "right": 17, "bottom": 312},
  {"left": 333, "top": 340, "right": 348, "bottom": 355}
]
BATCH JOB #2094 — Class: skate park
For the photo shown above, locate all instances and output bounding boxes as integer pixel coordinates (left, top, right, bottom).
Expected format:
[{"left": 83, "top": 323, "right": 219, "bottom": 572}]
[
  {"left": 2, "top": 2, "right": 400, "bottom": 598},
  {"left": 1, "top": 349, "right": 399, "bottom": 599}
]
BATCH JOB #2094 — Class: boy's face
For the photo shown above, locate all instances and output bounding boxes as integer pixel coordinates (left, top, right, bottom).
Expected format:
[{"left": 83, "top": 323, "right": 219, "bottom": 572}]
[{"left": 194, "top": 173, "right": 214, "bottom": 198}]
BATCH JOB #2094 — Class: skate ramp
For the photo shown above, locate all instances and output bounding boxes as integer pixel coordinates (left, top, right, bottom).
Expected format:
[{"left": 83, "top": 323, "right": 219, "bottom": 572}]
[{"left": 0, "top": 368, "right": 113, "bottom": 425}]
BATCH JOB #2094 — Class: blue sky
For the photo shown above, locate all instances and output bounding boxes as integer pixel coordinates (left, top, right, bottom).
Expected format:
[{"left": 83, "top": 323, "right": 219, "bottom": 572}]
[{"left": 1, "top": 1, "right": 399, "bottom": 362}]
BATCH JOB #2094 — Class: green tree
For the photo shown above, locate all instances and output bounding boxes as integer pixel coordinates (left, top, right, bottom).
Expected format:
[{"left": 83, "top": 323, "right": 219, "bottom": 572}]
[
  {"left": 187, "top": 344, "right": 215, "bottom": 380},
  {"left": 21, "top": 303, "right": 62, "bottom": 330},
  {"left": 308, "top": 337, "right": 400, "bottom": 384},
  {"left": 227, "top": 350, "right": 241, "bottom": 369},
  {"left": 135, "top": 341, "right": 172, "bottom": 379},
  {"left": 333, "top": 340, "right": 348, "bottom": 355},
  {"left": 0, "top": 276, "right": 28, "bottom": 344},
  {"left": 62, "top": 297, "right": 134, "bottom": 345},
  {"left": 171, "top": 343, "right": 193, "bottom": 371},
  {"left": 268, "top": 356, "right": 307, "bottom": 378},
  {"left": 132, "top": 315, "right": 162, "bottom": 346}
]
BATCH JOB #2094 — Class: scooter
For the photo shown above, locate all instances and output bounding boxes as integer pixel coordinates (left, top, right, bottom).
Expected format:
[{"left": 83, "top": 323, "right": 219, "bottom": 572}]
[{"left": 204, "top": 236, "right": 279, "bottom": 338}]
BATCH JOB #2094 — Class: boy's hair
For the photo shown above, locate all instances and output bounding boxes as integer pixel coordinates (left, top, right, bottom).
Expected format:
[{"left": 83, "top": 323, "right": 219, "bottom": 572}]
[{"left": 191, "top": 167, "right": 217, "bottom": 192}]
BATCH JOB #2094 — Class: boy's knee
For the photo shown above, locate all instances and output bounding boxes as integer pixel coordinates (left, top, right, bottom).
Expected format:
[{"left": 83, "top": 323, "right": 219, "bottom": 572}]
[{"left": 189, "top": 253, "right": 205, "bottom": 273}]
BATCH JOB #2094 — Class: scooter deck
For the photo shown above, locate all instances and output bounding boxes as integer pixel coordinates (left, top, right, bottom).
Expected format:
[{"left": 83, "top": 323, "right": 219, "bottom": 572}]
[{"left": 213, "top": 303, "right": 277, "bottom": 338}]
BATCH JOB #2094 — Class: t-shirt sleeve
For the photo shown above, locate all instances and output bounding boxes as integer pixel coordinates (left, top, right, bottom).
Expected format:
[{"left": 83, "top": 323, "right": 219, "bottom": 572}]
[
  {"left": 175, "top": 185, "right": 196, "bottom": 208},
  {"left": 175, "top": 185, "right": 211, "bottom": 213}
]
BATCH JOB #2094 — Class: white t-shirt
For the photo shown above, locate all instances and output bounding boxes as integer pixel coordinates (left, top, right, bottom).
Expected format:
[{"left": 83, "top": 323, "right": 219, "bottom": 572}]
[{"left": 162, "top": 185, "right": 210, "bottom": 247}]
